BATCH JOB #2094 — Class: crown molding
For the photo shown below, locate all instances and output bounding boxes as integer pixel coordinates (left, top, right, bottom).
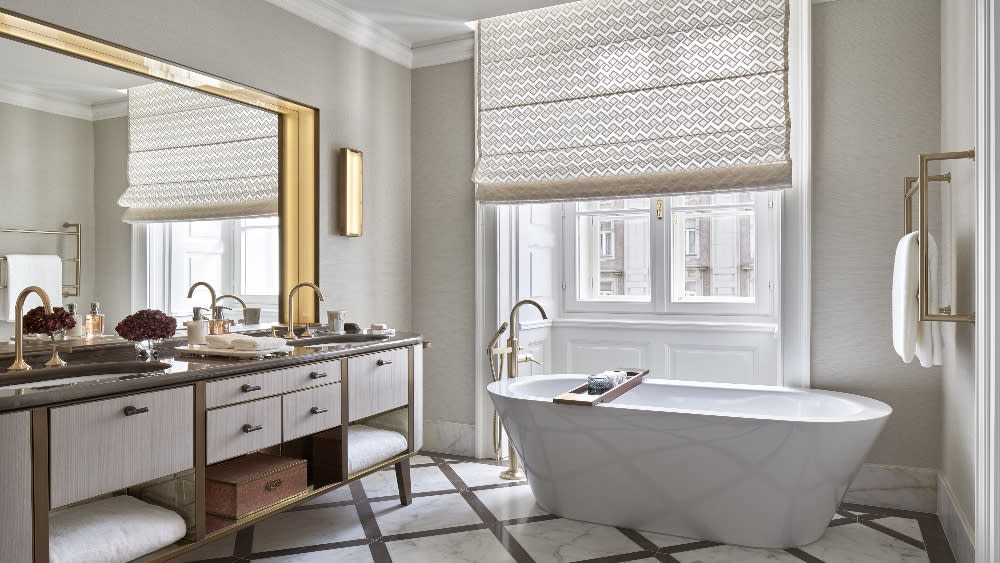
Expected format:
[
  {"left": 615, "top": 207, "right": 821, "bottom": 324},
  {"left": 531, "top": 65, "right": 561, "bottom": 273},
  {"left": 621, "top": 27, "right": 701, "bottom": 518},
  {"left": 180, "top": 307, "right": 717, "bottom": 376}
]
[
  {"left": 92, "top": 99, "right": 128, "bottom": 120},
  {"left": 0, "top": 83, "right": 94, "bottom": 120},
  {"left": 412, "top": 34, "right": 474, "bottom": 69},
  {"left": 265, "top": 0, "right": 413, "bottom": 68}
]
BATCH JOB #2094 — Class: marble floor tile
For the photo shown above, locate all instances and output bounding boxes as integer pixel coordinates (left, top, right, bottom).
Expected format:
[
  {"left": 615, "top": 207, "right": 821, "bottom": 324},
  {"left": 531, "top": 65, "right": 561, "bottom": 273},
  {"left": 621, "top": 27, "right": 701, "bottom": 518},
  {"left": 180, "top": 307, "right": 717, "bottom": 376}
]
[
  {"left": 450, "top": 461, "right": 525, "bottom": 487},
  {"left": 385, "top": 528, "right": 516, "bottom": 563},
  {"left": 674, "top": 544, "right": 802, "bottom": 563},
  {"left": 255, "top": 544, "right": 374, "bottom": 562},
  {"left": 411, "top": 455, "right": 438, "bottom": 465},
  {"left": 474, "top": 484, "right": 548, "bottom": 521},
  {"left": 637, "top": 529, "right": 697, "bottom": 548},
  {"left": 299, "top": 484, "right": 355, "bottom": 506},
  {"left": 371, "top": 492, "right": 482, "bottom": 536},
  {"left": 873, "top": 517, "right": 924, "bottom": 543},
  {"left": 506, "top": 518, "right": 643, "bottom": 563},
  {"left": 167, "top": 534, "right": 235, "bottom": 561},
  {"left": 800, "top": 522, "right": 929, "bottom": 562},
  {"left": 362, "top": 464, "right": 455, "bottom": 498},
  {"left": 251, "top": 504, "right": 366, "bottom": 553}
]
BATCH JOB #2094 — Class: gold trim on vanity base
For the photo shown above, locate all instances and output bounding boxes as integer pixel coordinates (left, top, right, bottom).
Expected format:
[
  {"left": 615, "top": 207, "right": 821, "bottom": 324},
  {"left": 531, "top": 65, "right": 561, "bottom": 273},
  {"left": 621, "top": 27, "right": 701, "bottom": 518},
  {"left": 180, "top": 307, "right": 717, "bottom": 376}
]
[
  {"left": 0, "top": 9, "right": 319, "bottom": 325},
  {"left": 30, "top": 408, "right": 49, "bottom": 563}
]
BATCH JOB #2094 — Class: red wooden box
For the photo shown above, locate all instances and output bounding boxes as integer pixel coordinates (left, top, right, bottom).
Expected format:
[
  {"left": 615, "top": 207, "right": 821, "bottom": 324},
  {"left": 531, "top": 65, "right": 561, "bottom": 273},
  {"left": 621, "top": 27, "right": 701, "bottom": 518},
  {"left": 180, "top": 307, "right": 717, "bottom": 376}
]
[{"left": 205, "top": 453, "right": 308, "bottom": 519}]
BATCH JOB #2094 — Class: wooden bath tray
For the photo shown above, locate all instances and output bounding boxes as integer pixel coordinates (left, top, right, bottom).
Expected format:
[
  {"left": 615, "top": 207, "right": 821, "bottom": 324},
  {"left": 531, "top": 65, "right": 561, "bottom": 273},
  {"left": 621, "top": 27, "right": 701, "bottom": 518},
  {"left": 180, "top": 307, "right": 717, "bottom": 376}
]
[{"left": 553, "top": 368, "right": 649, "bottom": 406}]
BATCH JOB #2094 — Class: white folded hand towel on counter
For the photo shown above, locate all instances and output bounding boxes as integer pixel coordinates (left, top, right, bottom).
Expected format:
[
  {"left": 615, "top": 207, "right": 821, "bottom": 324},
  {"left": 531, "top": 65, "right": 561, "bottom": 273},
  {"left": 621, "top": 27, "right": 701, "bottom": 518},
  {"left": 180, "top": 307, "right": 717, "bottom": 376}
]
[
  {"left": 205, "top": 334, "right": 240, "bottom": 349},
  {"left": 231, "top": 336, "right": 288, "bottom": 351},
  {"left": 49, "top": 495, "right": 186, "bottom": 563},
  {"left": 892, "top": 232, "right": 920, "bottom": 363},
  {"left": 0, "top": 254, "right": 63, "bottom": 320}
]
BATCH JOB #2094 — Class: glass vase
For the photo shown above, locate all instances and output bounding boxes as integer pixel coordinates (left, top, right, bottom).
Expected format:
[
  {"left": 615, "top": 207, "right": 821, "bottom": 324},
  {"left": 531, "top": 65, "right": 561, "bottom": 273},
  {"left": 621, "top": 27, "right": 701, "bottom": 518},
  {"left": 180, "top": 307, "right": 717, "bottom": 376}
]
[{"left": 135, "top": 338, "right": 164, "bottom": 360}]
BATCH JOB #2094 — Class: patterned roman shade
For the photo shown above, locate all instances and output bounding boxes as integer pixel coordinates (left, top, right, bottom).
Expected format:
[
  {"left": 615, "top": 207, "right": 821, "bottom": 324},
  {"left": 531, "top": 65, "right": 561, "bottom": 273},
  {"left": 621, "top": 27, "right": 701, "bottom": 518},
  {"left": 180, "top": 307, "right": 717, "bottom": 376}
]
[
  {"left": 473, "top": 0, "right": 792, "bottom": 203},
  {"left": 118, "top": 83, "right": 279, "bottom": 223}
]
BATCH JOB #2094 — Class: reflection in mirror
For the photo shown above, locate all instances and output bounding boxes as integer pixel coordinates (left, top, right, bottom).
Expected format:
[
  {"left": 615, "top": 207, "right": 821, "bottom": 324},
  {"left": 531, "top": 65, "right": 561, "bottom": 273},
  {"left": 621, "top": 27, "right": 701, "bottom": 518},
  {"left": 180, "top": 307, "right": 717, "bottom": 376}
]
[{"left": 0, "top": 36, "right": 279, "bottom": 340}]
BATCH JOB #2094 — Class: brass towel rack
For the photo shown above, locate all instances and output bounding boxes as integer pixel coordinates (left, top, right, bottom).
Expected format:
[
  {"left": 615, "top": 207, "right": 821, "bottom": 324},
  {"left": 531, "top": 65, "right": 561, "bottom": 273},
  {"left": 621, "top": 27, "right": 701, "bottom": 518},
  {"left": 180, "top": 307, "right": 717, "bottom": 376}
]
[
  {"left": 902, "top": 149, "right": 976, "bottom": 323},
  {"left": 0, "top": 222, "right": 81, "bottom": 297}
]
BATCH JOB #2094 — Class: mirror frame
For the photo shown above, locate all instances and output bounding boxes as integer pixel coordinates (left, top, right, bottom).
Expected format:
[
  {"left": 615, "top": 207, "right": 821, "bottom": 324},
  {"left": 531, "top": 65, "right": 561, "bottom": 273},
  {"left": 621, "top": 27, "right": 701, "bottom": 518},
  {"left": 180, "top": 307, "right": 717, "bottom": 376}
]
[{"left": 0, "top": 8, "right": 319, "bottom": 324}]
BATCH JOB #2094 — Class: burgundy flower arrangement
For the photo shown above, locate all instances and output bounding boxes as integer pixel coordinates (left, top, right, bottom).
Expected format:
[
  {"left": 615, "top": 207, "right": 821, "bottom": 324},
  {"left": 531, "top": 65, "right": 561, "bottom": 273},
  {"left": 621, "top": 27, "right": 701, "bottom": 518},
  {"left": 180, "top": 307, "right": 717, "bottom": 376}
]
[
  {"left": 22, "top": 306, "right": 75, "bottom": 335},
  {"left": 115, "top": 309, "right": 177, "bottom": 342}
]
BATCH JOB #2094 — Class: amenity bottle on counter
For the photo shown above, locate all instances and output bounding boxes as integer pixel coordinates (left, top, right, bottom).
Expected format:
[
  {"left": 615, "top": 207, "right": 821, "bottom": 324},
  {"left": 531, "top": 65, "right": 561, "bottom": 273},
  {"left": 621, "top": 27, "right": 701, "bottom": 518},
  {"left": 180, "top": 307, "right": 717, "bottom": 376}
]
[
  {"left": 65, "top": 303, "right": 85, "bottom": 337},
  {"left": 85, "top": 302, "right": 104, "bottom": 336}
]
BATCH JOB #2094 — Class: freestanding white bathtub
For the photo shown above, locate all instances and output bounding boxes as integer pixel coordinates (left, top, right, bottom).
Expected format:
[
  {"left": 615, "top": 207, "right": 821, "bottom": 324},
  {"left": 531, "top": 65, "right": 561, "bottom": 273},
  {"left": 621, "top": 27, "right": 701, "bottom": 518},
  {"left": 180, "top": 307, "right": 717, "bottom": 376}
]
[{"left": 487, "top": 375, "right": 891, "bottom": 548}]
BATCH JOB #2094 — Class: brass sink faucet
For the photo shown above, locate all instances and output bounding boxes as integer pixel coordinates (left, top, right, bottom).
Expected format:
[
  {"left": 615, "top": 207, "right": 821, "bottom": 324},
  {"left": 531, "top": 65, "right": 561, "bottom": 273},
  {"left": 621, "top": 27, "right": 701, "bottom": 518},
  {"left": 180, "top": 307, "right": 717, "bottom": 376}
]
[
  {"left": 286, "top": 282, "right": 325, "bottom": 340},
  {"left": 187, "top": 282, "right": 218, "bottom": 318},
  {"left": 8, "top": 286, "right": 54, "bottom": 371}
]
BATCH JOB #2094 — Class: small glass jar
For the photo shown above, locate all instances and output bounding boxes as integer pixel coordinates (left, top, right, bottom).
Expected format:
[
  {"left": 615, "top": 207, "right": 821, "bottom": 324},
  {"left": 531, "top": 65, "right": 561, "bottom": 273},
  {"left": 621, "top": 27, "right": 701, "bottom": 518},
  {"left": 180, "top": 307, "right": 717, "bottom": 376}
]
[{"left": 588, "top": 374, "right": 613, "bottom": 395}]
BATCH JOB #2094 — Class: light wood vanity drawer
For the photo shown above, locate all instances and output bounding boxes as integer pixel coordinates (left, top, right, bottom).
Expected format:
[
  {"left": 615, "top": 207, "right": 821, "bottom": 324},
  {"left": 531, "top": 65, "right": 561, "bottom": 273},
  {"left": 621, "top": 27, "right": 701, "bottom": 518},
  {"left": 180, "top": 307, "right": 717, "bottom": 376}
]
[
  {"left": 206, "top": 370, "right": 284, "bottom": 408},
  {"left": 348, "top": 347, "right": 409, "bottom": 422},
  {"left": 284, "top": 359, "right": 341, "bottom": 393},
  {"left": 207, "top": 396, "right": 281, "bottom": 465},
  {"left": 0, "top": 411, "right": 32, "bottom": 561},
  {"left": 282, "top": 384, "right": 342, "bottom": 441},
  {"left": 50, "top": 387, "right": 194, "bottom": 508}
]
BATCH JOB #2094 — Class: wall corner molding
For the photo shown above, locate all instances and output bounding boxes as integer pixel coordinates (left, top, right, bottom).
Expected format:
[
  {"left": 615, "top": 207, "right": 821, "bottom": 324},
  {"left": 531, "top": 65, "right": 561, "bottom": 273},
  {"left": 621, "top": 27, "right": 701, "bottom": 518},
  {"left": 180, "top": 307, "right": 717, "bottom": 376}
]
[
  {"left": 0, "top": 83, "right": 95, "bottom": 121},
  {"left": 91, "top": 99, "right": 127, "bottom": 120},
  {"left": 412, "top": 34, "right": 474, "bottom": 69},
  {"left": 264, "top": 0, "right": 413, "bottom": 68},
  {"left": 939, "top": 473, "right": 976, "bottom": 563}
]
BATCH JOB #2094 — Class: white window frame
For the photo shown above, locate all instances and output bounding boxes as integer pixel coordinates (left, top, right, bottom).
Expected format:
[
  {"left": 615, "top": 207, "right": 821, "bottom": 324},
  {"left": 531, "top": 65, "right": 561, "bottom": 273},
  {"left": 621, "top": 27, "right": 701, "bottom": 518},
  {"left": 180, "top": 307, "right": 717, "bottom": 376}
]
[{"left": 560, "top": 192, "right": 778, "bottom": 319}]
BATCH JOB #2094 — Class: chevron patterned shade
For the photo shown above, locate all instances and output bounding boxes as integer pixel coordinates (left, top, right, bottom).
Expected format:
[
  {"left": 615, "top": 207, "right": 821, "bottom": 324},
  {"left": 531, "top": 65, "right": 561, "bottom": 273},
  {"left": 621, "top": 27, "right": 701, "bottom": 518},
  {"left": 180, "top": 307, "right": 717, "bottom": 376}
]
[
  {"left": 473, "top": 0, "right": 792, "bottom": 203},
  {"left": 119, "top": 82, "right": 279, "bottom": 222}
]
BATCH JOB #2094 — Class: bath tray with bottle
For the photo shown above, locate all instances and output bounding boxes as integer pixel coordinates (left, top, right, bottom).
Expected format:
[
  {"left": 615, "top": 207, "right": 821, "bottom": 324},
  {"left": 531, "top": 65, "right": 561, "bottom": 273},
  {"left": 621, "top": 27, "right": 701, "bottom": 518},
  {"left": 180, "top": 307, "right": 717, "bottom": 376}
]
[{"left": 552, "top": 368, "right": 649, "bottom": 406}]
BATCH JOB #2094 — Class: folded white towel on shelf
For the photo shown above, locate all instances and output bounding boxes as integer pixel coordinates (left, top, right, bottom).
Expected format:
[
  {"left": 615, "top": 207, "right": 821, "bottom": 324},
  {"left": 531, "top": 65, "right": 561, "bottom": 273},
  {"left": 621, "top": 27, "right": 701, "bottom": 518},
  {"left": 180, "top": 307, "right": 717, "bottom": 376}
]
[
  {"left": 915, "top": 233, "right": 944, "bottom": 367},
  {"left": 346, "top": 425, "right": 408, "bottom": 475},
  {"left": 231, "top": 336, "right": 287, "bottom": 351},
  {"left": 205, "top": 334, "right": 239, "bottom": 349},
  {"left": 0, "top": 254, "right": 63, "bottom": 320},
  {"left": 49, "top": 495, "right": 186, "bottom": 563},
  {"left": 892, "top": 232, "right": 920, "bottom": 363}
]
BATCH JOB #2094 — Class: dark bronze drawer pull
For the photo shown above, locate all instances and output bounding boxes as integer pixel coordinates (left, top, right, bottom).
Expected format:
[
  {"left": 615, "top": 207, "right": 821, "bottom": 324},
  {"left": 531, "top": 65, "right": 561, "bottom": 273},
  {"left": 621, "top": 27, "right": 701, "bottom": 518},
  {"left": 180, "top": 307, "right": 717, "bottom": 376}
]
[
  {"left": 265, "top": 478, "right": 283, "bottom": 491},
  {"left": 123, "top": 406, "right": 149, "bottom": 417},
  {"left": 241, "top": 384, "right": 262, "bottom": 392},
  {"left": 310, "top": 406, "right": 328, "bottom": 415},
  {"left": 242, "top": 424, "right": 263, "bottom": 433},
  {"left": 376, "top": 359, "right": 393, "bottom": 366},
  {"left": 309, "top": 371, "right": 327, "bottom": 379}
]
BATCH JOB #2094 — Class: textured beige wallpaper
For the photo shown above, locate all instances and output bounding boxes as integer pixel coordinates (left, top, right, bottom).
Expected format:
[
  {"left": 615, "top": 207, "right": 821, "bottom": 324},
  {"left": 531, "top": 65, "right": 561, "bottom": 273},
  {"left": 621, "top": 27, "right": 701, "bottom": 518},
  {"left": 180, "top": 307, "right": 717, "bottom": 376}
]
[
  {"left": 92, "top": 116, "right": 131, "bottom": 328},
  {"left": 0, "top": 0, "right": 414, "bottom": 329},
  {"left": 812, "top": 0, "right": 943, "bottom": 469},
  {"left": 411, "top": 61, "right": 477, "bottom": 444}
]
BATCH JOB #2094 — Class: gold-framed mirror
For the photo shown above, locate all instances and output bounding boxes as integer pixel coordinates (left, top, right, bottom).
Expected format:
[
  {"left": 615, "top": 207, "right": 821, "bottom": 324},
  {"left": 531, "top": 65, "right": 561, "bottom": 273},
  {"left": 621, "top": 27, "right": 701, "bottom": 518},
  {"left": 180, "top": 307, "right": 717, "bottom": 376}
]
[{"left": 0, "top": 8, "right": 318, "bottom": 325}]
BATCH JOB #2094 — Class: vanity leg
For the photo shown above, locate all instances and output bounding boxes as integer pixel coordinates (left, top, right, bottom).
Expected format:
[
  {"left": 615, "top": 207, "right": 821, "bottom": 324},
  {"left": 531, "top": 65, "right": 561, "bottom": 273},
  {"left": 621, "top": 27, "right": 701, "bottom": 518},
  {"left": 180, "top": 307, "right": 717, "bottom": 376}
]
[{"left": 394, "top": 459, "right": 412, "bottom": 506}]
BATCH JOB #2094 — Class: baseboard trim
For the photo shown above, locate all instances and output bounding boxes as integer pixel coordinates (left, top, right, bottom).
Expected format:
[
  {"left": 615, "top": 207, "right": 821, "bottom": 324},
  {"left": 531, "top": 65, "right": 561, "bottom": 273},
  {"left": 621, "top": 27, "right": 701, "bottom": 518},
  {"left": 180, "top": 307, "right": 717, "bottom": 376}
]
[
  {"left": 843, "top": 463, "right": 938, "bottom": 513},
  {"left": 938, "top": 473, "right": 975, "bottom": 563},
  {"left": 421, "top": 420, "right": 476, "bottom": 457}
]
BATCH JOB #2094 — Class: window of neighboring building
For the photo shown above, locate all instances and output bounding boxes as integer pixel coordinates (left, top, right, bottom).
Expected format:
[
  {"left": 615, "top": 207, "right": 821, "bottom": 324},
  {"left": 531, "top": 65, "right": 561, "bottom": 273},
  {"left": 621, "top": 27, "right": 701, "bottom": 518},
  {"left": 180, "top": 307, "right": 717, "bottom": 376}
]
[{"left": 564, "top": 192, "right": 777, "bottom": 316}]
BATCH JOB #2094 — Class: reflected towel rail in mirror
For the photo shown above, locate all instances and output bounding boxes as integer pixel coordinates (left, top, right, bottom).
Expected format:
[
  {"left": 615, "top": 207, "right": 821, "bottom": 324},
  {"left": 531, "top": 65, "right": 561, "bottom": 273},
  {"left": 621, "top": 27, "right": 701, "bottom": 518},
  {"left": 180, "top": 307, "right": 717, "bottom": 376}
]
[{"left": 0, "top": 222, "right": 81, "bottom": 297}]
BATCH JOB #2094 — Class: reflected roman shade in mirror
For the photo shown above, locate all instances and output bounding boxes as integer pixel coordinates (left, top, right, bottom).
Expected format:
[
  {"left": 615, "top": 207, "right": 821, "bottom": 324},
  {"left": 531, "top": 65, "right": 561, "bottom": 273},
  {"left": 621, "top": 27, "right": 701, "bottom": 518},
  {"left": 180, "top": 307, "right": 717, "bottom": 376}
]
[
  {"left": 473, "top": 0, "right": 792, "bottom": 203},
  {"left": 118, "top": 83, "right": 279, "bottom": 223}
]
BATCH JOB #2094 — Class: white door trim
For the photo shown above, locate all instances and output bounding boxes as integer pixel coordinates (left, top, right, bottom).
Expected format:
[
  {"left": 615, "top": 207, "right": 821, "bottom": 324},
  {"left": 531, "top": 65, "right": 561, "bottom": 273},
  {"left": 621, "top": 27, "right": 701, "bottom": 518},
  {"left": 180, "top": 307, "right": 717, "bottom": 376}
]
[{"left": 975, "top": 0, "right": 999, "bottom": 560}]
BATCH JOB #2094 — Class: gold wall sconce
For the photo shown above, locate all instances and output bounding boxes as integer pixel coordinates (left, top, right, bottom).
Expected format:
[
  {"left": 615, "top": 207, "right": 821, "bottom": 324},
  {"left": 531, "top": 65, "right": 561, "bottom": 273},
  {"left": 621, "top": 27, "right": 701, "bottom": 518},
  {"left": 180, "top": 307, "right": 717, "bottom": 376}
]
[{"left": 339, "top": 148, "right": 363, "bottom": 236}]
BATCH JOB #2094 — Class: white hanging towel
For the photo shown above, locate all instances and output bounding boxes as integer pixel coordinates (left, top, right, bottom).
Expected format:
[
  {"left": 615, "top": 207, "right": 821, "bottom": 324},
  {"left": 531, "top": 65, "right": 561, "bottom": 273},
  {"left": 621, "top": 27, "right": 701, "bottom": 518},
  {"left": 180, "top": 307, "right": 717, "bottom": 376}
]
[
  {"left": 892, "top": 233, "right": 919, "bottom": 363},
  {"left": 915, "top": 233, "right": 943, "bottom": 367},
  {"left": 0, "top": 254, "right": 63, "bottom": 321}
]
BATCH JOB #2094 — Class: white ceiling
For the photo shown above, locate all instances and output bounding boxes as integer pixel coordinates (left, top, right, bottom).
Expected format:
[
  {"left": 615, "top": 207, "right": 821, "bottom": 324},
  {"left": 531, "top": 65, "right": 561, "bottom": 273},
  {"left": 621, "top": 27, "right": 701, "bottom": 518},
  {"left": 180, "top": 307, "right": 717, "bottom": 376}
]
[
  {"left": 336, "top": 0, "right": 575, "bottom": 45},
  {"left": 0, "top": 37, "right": 152, "bottom": 120}
]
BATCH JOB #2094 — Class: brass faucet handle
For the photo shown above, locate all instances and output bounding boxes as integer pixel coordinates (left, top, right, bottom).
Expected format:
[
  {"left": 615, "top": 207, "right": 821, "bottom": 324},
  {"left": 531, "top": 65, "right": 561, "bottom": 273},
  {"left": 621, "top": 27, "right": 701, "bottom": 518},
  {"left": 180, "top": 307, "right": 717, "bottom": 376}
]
[
  {"left": 517, "top": 352, "right": 542, "bottom": 366},
  {"left": 490, "top": 346, "right": 514, "bottom": 356}
]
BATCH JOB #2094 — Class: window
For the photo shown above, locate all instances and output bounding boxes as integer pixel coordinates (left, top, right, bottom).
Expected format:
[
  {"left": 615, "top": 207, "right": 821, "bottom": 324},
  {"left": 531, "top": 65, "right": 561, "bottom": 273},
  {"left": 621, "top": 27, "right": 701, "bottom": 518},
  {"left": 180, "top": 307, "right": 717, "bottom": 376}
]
[
  {"left": 564, "top": 192, "right": 777, "bottom": 316},
  {"left": 144, "top": 216, "right": 280, "bottom": 321}
]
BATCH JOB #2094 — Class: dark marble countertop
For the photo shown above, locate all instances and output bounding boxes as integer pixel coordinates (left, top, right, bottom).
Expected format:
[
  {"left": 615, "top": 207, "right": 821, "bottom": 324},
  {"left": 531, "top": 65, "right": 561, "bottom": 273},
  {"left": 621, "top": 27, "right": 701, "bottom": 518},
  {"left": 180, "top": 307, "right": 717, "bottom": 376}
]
[{"left": 0, "top": 332, "right": 422, "bottom": 413}]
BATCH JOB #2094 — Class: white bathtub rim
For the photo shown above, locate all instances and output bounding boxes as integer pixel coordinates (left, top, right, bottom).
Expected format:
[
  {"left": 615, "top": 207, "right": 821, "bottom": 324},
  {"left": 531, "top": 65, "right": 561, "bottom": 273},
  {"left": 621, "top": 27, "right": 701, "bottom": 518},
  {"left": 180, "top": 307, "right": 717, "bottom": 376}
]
[{"left": 487, "top": 374, "right": 892, "bottom": 424}]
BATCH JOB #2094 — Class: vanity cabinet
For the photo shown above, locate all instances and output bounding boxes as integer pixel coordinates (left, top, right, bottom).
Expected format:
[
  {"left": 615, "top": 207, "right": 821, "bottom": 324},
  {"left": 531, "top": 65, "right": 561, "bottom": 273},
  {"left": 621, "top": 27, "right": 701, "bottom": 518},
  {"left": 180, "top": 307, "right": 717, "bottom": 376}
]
[
  {"left": 206, "top": 396, "right": 282, "bottom": 465},
  {"left": 348, "top": 348, "right": 409, "bottom": 422},
  {"left": 49, "top": 387, "right": 194, "bottom": 508},
  {"left": 0, "top": 411, "right": 32, "bottom": 562}
]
